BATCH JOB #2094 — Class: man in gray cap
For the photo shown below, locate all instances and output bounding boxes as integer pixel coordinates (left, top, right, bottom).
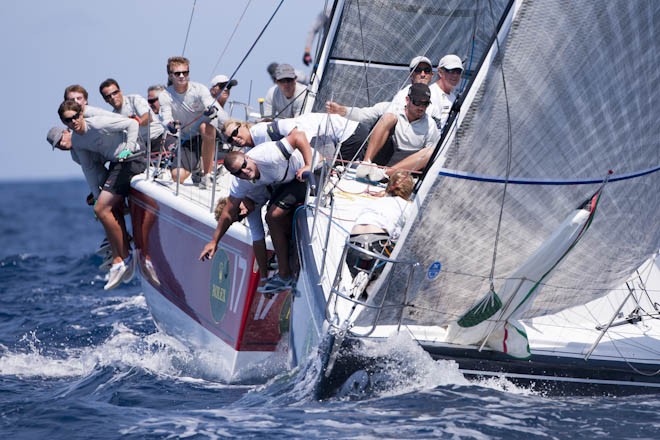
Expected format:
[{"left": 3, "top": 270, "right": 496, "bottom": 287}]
[{"left": 263, "top": 63, "right": 307, "bottom": 119}]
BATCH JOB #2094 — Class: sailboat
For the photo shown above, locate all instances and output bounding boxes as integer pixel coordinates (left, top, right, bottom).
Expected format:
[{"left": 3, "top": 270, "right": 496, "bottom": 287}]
[{"left": 128, "top": 0, "right": 660, "bottom": 393}]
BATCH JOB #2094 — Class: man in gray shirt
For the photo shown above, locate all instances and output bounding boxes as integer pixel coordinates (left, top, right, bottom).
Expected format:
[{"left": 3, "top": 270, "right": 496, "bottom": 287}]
[{"left": 263, "top": 64, "right": 307, "bottom": 119}]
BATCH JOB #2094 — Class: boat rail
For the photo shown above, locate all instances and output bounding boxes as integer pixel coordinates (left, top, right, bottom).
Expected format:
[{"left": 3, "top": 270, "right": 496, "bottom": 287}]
[{"left": 325, "top": 240, "right": 419, "bottom": 338}]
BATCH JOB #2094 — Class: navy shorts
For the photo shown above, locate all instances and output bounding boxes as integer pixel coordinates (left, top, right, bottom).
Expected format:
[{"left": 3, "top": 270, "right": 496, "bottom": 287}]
[
  {"left": 103, "top": 157, "right": 146, "bottom": 196},
  {"left": 268, "top": 179, "right": 307, "bottom": 210}
]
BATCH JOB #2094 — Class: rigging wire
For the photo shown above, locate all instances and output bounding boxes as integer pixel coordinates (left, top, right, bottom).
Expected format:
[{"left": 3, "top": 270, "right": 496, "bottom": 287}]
[
  {"left": 179, "top": 0, "right": 286, "bottom": 133},
  {"left": 355, "top": 0, "right": 370, "bottom": 104},
  {"left": 209, "top": 0, "right": 253, "bottom": 76},
  {"left": 181, "top": 0, "right": 197, "bottom": 56}
]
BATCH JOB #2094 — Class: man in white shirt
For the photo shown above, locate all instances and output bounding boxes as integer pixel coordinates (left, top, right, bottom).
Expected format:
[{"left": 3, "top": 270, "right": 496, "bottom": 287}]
[
  {"left": 199, "top": 131, "right": 314, "bottom": 294},
  {"left": 159, "top": 56, "right": 218, "bottom": 189}
]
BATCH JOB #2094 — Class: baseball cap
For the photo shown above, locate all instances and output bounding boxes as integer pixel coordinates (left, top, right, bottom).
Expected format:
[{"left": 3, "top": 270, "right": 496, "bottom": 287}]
[
  {"left": 409, "top": 56, "right": 432, "bottom": 70},
  {"left": 47, "top": 127, "right": 65, "bottom": 149},
  {"left": 437, "top": 54, "right": 464, "bottom": 71},
  {"left": 210, "top": 74, "right": 238, "bottom": 88},
  {"left": 408, "top": 83, "right": 431, "bottom": 103},
  {"left": 275, "top": 64, "right": 296, "bottom": 81}
]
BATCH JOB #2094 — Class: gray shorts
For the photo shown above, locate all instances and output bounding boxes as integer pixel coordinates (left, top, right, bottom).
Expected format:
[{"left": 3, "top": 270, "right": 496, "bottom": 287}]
[{"left": 172, "top": 135, "right": 202, "bottom": 172}]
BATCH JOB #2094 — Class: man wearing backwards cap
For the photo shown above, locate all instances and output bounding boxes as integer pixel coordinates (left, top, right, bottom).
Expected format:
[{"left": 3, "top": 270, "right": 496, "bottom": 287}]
[
  {"left": 263, "top": 63, "right": 307, "bottom": 119},
  {"left": 326, "top": 55, "right": 435, "bottom": 125},
  {"left": 356, "top": 82, "right": 441, "bottom": 181}
]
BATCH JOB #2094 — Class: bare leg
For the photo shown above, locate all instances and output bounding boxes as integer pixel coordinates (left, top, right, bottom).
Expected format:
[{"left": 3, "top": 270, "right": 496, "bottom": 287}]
[
  {"left": 386, "top": 147, "right": 432, "bottom": 176},
  {"left": 200, "top": 122, "right": 217, "bottom": 175},
  {"left": 170, "top": 167, "right": 191, "bottom": 183},
  {"left": 265, "top": 206, "right": 293, "bottom": 279},
  {"left": 94, "top": 190, "right": 130, "bottom": 264}
]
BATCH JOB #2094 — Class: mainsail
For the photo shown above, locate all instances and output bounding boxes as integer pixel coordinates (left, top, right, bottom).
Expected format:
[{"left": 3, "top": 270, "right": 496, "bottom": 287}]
[{"left": 313, "top": 0, "right": 659, "bottom": 329}]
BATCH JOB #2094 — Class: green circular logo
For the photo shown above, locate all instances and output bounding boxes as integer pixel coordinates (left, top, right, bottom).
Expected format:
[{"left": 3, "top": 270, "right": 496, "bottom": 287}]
[{"left": 209, "top": 249, "right": 231, "bottom": 322}]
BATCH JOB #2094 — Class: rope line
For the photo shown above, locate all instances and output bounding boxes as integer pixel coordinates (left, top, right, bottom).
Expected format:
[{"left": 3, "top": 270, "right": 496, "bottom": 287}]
[
  {"left": 181, "top": 0, "right": 197, "bottom": 56},
  {"left": 438, "top": 164, "right": 660, "bottom": 185}
]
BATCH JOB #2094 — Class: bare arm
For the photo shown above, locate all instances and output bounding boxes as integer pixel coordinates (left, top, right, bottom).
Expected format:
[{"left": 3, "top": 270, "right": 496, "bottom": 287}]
[
  {"left": 199, "top": 195, "right": 241, "bottom": 261},
  {"left": 363, "top": 113, "right": 397, "bottom": 162},
  {"left": 287, "top": 130, "right": 313, "bottom": 180}
]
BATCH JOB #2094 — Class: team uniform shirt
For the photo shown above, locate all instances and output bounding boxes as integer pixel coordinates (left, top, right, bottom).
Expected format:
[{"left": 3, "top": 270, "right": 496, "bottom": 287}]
[
  {"left": 343, "top": 101, "right": 393, "bottom": 126},
  {"left": 229, "top": 138, "right": 305, "bottom": 200},
  {"left": 251, "top": 113, "right": 358, "bottom": 147},
  {"left": 159, "top": 81, "right": 215, "bottom": 140},
  {"left": 428, "top": 82, "right": 456, "bottom": 129},
  {"left": 389, "top": 106, "right": 441, "bottom": 152},
  {"left": 71, "top": 116, "right": 139, "bottom": 198},
  {"left": 242, "top": 185, "right": 271, "bottom": 242},
  {"left": 149, "top": 109, "right": 166, "bottom": 139},
  {"left": 84, "top": 105, "right": 123, "bottom": 118},
  {"left": 263, "top": 82, "right": 307, "bottom": 119},
  {"left": 354, "top": 196, "right": 410, "bottom": 241},
  {"left": 113, "top": 94, "right": 152, "bottom": 146}
]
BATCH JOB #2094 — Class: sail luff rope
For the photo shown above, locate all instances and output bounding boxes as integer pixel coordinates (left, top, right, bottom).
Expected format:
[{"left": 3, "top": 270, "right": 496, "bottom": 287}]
[
  {"left": 181, "top": 0, "right": 197, "bottom": 56},
  {"left": 355, "top": 0, "right": 370, "bottom": 104},
  {"left": 486, "top": 0, "right": 513, "bottom": 294}
]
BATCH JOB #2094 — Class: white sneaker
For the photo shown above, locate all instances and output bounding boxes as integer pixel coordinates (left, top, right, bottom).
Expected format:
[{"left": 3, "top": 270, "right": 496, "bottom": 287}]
[
  {"left": 104, "top": 261, "right": 128, "bottom": 290},
  {"left": 199, "top": 174, "right": 213, "bottom": 189},
  {"left": 142, "top": 258, "right": 160, "bottom": 285},
  {"left": 355, "top": 161, "right": 372, "bottom": 179},
  {"left": 368, "top": 166, "right": 389, "bottom": 182},
  {"left": 122, "top": 253, "right": 136, "bottom": 284}
]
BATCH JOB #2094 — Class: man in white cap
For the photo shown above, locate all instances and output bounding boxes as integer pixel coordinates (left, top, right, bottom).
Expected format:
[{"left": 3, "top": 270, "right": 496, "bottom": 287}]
[
  {"left": 209, "top": 74, "right": 237, "bottom": 109},
  {"left": 430, "top": 54, "right": 464, "bottom": 129},
  {"left": 263, "top": 63, "right": 307, "bottom": 119}
]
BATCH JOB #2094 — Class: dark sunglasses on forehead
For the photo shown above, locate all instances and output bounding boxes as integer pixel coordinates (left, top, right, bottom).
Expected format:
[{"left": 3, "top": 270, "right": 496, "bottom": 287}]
[
  {"left": 62, "top": 111, "right": 81, "bottom": 124},
  {"left": 226, "top": 126, "right": 240, "bottom": 144},
  {"left": 413, "top": 66, "right": 432, "bottom": 74},
  {"left": 228, "top": 158, "right": 248, "bottom": 177},
  {"left": 171, "top": 70, "right": 190, "bottom": 77},
  {"left": 102, "top": 89, "right": 120, "bottom": 100}
]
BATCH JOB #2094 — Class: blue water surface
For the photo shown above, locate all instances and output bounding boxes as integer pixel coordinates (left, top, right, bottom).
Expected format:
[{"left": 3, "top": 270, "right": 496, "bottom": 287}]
[{"left": 1, "top": 180, "right": 658, "bottom": 439}]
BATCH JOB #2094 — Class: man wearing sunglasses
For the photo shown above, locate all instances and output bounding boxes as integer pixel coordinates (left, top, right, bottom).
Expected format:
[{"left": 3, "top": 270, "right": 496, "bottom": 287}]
[
  {"left": 57, "top": 100, "right": 145, "bottom": 291},
  {"left": 199, "top": 130, "right": 315, "bottom": 294},
  {"left": 355, "top": 83, "right": 441, "bottom": 181},
  {"left": 325, "top": 55, "right": 434, "bottom": 125},
  {"left": 99, "top": 78, "right": 153, "bottom": 149},
  {"left": 159, "top": 56, "right": 218, "bottom": 189},
  {"left": 429, "top": 54, "right": 464, "bottom": 130}
]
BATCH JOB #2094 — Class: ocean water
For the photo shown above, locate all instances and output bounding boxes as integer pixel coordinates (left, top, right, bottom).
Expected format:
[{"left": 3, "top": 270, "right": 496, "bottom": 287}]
[{"left": 1, "top": 180, "right": 658, "bottom": 439}]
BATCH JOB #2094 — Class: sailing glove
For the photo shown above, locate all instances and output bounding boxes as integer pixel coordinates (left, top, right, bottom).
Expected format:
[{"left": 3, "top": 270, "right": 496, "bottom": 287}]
[
  {"left": 167, "top": 121, "right": 180, "bottom": 134},
  {"left": 203, "top": 105, "right": 217, "bottom": 118}
]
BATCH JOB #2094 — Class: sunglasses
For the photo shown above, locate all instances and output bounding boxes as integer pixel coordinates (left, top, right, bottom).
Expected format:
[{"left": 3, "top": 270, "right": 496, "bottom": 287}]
[
  {"left": 171, "top": 70, "right": 190, "bottom": 77},
  {"left": 102, "top": 89, "right": 120, "bottom": 100},
  {"left": 442, "top": 68, "right": 463, "bottom": 75},
  {"left": 411, "top": 99, "right": 431, "bottom": 107},
  {"left": 228, "top": 158, "right": 248, "bottom": 177},
  {"left": 226, "top": 126, "right": 240, "bottom": 144},
  {"left": 214, "top": 82, "right": 232, "bottom": 90},
  {"left": 62, "top": 111, "right": 81, "bottom": 124},
  {"left": 413, "top": 66, "right": 432, "bottom": 74},
  {"left": 276, "top": 78, "right": 295, "bottom": 84},
  {"left": 147, "top": 97, "right": 159, "bottom": 104}
]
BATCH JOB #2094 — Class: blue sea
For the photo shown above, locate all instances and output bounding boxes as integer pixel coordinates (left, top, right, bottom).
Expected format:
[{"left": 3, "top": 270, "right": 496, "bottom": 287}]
[{"left": 1, "top": 180, "right": 658, "bottom": 439}]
